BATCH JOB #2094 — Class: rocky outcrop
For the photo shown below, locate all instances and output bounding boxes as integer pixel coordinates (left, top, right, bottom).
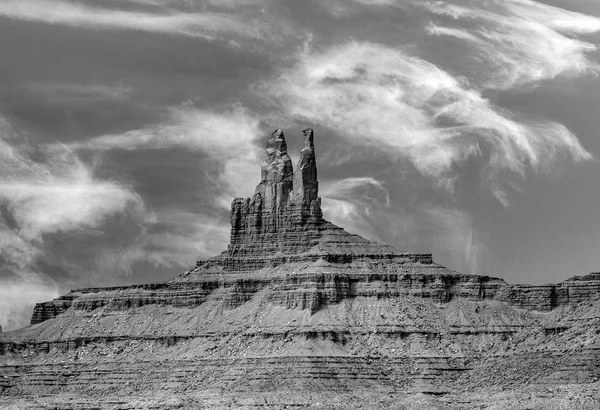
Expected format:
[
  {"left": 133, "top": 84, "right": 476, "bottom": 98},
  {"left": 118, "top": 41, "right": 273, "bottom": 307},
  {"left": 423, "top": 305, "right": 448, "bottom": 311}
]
[
  {"left": 27, "top": 269, "right": 600, "bottom": 326},
  {"left": 225, "top": 129, "right": 325, "bottom": 272},
  {"left": 292, "top": 128, "right": 318, "bottom": 208},
  {"left": 255, "top": 128, "right": 295, "bottom": 212},
  {"left": 224, "top": 128, "right": 420, "bottom": 272},
  {"left": 2, "top": 128, "right": 600, "bottom": 409}
]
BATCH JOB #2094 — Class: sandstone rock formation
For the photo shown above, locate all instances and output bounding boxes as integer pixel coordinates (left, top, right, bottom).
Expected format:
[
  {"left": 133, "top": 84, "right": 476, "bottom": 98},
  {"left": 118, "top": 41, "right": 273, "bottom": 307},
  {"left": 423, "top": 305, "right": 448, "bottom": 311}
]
[
  {"left": 293, "top": 128, "right": 318, "bottom": 208},
  {"left": 1, "top": 129, "right": 600, "bottom": 409},
  {"left": 226, "top": 128, "right": 325, "bottom": 272}
]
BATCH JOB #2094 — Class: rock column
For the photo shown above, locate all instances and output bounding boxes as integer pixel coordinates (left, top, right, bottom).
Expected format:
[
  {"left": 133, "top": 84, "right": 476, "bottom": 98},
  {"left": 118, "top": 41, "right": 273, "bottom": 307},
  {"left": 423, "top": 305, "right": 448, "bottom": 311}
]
[
  {"left": 255, "top": 129, "right": 294, "bottom": 212},
  {"left": 226, "top": 128, "right": 324, "bottom": 271},
  {"left": 293, "top": 128, "right": 318, "bottom": 208}
]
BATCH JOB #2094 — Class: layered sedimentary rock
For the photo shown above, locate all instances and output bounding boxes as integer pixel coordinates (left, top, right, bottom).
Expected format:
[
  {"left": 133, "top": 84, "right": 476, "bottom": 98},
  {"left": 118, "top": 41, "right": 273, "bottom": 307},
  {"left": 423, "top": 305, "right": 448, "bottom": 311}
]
[
  {"left": 226, "top": 128, "right": 324, "bottom": 271},
  {"left": 1, "top": 129, "right": 600, "bottom": 409},
  {"left": 293, "top": 128, "right": 318, "bottom": 207}
]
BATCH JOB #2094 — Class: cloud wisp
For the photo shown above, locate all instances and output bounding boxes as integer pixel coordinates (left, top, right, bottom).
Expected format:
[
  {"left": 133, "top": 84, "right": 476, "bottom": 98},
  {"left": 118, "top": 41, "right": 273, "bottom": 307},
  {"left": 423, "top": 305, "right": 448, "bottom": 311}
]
[
  {"left": 89, "top": 210, "right": 230, "bottom": 284},
  {"left": 0, "top": 116, "right": 145, "bottom": 247},
  {"left": 0, "top": 0, "right": 266, "bottom": 41},
  {"left": 66, "top": 105, "right": 263, "bottom": 208},
  {"left": 0, "top": 115, "right": 147, "bottom": 329},
  {"left": 56, "top": 105, "right": 263, "bottom": 283},
  {"left": 0, "top": 280, "right": 59, "bottom": 332},
  {"left": 262, "top": 41, "right": 592, "bottom": 202},
  {"left": 419, "top": 205, "right": 483, "bottom": 274},
  {"left": 319, "top": 176, "right": 484, "bottom": 274},
  {"left": 0, "top": 140, "right": 144, "bottom": 241},
  {"left": 323, "top": 0, "right": 600, "bottom": 89},
  {"left": 423, "top": 0, "right": 600, "bottom": 89},
  {"left": 321, "top": 177, "right": 391, "bottom": 241},
  {"left": 26, "top": 82, "right": 132, "bottom": 103}
]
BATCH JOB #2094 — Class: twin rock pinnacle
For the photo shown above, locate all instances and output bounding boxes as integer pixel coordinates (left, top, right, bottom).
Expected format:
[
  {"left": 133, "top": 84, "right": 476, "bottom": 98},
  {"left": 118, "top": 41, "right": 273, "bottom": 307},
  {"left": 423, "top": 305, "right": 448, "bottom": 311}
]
[
  {"left": 227, "top": 128, "right": 323, "bottom": 271},
  {"left": 254, "top": 128, "right": 319, "bottom": 213}
]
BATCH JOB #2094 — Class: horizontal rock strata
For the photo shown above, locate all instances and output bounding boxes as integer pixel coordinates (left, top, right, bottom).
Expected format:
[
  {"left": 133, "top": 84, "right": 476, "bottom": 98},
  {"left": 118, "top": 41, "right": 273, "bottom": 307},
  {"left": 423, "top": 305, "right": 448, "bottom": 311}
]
[
  {"left": 29, "top": 270, "right": 600, "bottom": 324},
  {"left": 2, "top": 129, "right": 600, "bottom": 409}
]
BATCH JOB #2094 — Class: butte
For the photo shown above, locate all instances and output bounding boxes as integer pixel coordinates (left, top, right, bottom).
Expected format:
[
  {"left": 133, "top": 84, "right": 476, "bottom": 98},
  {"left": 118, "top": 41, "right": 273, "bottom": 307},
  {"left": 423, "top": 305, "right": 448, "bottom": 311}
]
[{"left": 1, "top": 129, "right": 600, "bottom": 409}]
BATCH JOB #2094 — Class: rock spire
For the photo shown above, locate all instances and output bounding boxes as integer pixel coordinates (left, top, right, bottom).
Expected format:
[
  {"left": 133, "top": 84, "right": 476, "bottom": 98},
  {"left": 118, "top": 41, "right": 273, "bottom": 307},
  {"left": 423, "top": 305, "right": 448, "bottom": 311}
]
[
  {"left": 255, "top": 129, "right": 294, "bottom": 212},
  {"left": 293, "top": 128, "right": 318, "bottom": 208},
  {"left": 252, "top": 128, "right": 320, "bottom": 212},
  {"left": 226, "top": 128, "right": 324, "bottom": 271}
]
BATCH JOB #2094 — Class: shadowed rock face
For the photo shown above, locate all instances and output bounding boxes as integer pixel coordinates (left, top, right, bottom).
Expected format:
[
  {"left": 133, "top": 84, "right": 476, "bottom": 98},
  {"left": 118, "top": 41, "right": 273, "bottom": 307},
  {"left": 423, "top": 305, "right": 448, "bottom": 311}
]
[
  {"left": 2, "top": 128, "right": 600, "bottom": 409},
  {"left": 227, "top": 129, "right": 325, "bottom": 271},
  {"left": 293, "top": 128, "right": 318, "bottom": 208},
  {"left": 225, "top": 129, "right": 430, "bottom": 272},
  {"left": 256, "top": 129, "right": 294, "bottom": 212}
]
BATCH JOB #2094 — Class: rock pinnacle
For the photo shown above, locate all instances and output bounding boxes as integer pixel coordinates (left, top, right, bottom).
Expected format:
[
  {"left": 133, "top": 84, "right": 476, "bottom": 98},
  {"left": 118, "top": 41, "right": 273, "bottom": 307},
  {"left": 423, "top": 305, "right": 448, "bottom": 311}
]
[{"left": 293, "top": 128, "right": 318, "bottom": 209}]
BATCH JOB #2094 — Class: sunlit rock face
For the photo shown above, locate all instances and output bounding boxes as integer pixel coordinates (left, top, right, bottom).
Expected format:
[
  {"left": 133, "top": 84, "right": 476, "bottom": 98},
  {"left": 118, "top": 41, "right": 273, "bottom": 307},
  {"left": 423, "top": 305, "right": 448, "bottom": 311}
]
[
  {"left": 225, "top": 128, "right": 430, "bottom": 272},
  {"left": 227, "top": 128, "right": 323, "bottom": 271},
  {"left": 2, "top": 129, "right": 600, "bottom": 409}
]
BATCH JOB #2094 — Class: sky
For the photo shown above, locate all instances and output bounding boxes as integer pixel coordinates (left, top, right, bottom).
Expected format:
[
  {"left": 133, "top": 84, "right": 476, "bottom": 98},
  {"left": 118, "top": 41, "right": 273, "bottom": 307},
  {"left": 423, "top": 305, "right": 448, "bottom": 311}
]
[{"left": 2, "top": 0, "right": 600, "bottom": 330}]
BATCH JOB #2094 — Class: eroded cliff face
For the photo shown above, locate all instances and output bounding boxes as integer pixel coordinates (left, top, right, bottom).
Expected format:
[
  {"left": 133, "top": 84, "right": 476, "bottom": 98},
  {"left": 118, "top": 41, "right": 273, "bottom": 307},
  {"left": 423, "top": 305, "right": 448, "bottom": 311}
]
[
  {"left": 226, "top": 128, "right": 324, "bottom": 272},
  {"left": 1, "top": 129, "right": 600, "bottom": 409}
]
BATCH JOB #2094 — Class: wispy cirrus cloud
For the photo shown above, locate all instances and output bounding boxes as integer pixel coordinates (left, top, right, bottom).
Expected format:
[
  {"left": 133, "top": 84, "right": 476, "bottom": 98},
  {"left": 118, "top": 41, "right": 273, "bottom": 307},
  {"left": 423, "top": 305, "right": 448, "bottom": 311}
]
[
  {"left": 322, "top": 0, "right": 600, "bottom": 89},
  {"left": 0, "top": 0, "right": 265, "bottom": 41},
  {"left": 121, "top": 0, "right": 270, "bottom": 8},
  {"left": 0, "top": 114, "right": 146, "bottom": 247},
  {"left": 419, "top": 205, "right": 483, "bottom": 274},
  {"left": 321, "top": 177, "right": 391, "bottom": 240},
  {"left": 0, "top": 280, "right": 59, "bottom": 332},
  {"left": 261, "top": 41, "right": 592, "bottom": 203},
  {"left": 66, "top": 105, "right": 263, "bottom": 208},
  {"left": 319, "top": 0, "right": 404, "bottom": 17},
  {"left": 322, "top": 177, "right": 390, "bottom": 207},
  {"left": 26, "top": 82, "right": 132, "bottom": 103},
  {"left": 425, "top": 23, "right": 479, "bottom": 42},
  {"left": 56, "top": 107, "right": 261, "bottom": 284},
  {"left": 69, "top": 105, "right": 259, "bottom": 155},
  {"left": 0, "top": 132, "right": 144, "bottom": 241},
  {"left": 0, "top": 224, "right": 42, "bottom": 271},
  {"left": 89, "top": 210, "right": 230, "bottom": 285},
  {"left": 144, "top": 210, "right": 229, "bottom": 263},
  {"left": 319, "top": 176, "right": 484, "bottom": 274},
  {"left": 423, "top": 0, "right": 600, "bottom": 89},
  {"left": 0, "top": 115, "right": 148, "bottom": 329}
]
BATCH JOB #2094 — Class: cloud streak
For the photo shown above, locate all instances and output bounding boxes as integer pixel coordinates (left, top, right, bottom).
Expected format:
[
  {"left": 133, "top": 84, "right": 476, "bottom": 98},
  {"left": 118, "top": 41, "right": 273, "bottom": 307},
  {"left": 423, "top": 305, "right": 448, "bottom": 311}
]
[
  {"left": 321, "top": 177, "right": 391, "bottom": 240},
  {"left": 27, "top": 82, "right": 132, "bottom": 103},
  {"left": 0, "top": 138, "right": 144, "bottom": 241},
  {"left": 419, "top": 205, "right": 483, "bottom": 274},
  {"left": 0, "top": 115, "right": 147, "bottom": 329},
  {"left": 423, "top": 0, "right": 600, "bottom": 89},
  {"left": 262, "top": 41, "right": 592, "bottom": 201},
  {"left": 66, "top": 105, "right": 263, "bottom": 208},
  {"left": 320, "top": 177, "right": 484, "bottom": 274},
  {"left": 90, "top": 210, "right": 230, "bottom": 283},
  {"left": 42, "top": 105, "right": 263, "bottom": 288},
  {"left": 0, "top": 280, "right": 59, "bottom": 332},
  {"left": 0, "top": 0, "right": 264, "bottom": 41},
  {"left": 324, "top": 0, "right": 600, "bottom": 89}
]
